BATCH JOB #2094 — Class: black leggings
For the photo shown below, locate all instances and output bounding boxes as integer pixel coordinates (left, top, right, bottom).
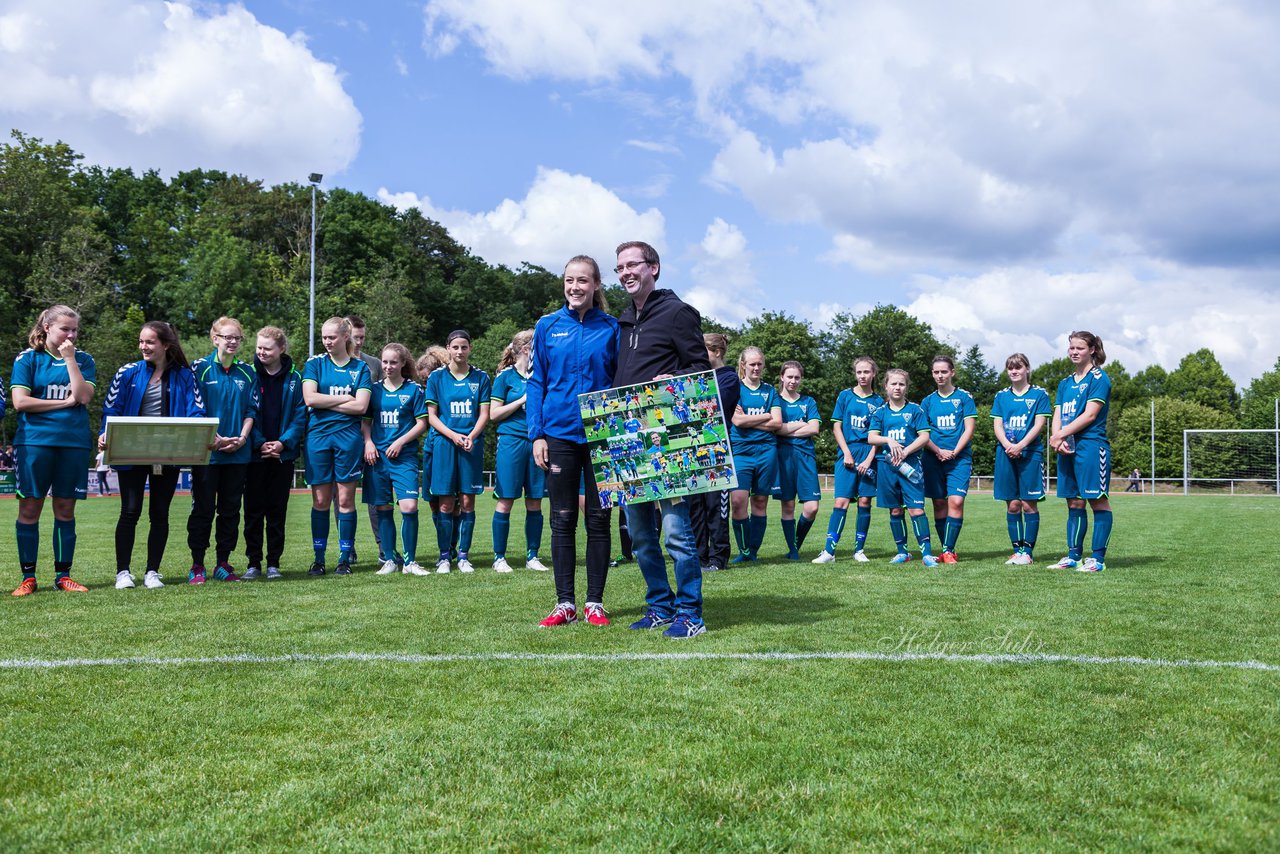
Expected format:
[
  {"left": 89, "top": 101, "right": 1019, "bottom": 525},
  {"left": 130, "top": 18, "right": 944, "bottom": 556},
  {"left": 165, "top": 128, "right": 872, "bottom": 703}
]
[
  {"left": 545, "top": 438, "right": 611, "bottom": 604},
  {"left": 188, "top": 463, "right": 248, "bottom": 566},
  {"left": 115, "top": 466, "right": 180, "bottom": 573}
]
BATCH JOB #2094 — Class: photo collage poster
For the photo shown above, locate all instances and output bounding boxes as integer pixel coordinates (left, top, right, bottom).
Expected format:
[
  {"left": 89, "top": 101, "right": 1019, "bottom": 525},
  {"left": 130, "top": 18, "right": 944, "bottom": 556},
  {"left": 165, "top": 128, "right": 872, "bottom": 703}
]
[{"left": 580, "top": 370, "right": 738, "bottom": 508}]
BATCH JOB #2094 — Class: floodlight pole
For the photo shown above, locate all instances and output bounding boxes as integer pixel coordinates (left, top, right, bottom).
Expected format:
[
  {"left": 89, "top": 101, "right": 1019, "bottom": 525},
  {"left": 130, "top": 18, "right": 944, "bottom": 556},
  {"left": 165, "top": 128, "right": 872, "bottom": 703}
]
[
  {"left": 1150, "top": 398, "right": 1156, "bottom": 495},
  {"left": 308, "top": 173, "right": 323, "bottom": 356}
]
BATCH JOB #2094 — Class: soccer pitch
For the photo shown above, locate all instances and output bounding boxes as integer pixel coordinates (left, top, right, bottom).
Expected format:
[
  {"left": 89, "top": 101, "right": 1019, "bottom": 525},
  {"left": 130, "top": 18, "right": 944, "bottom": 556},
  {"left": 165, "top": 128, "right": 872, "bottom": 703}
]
[{"left": 2, "top": 493, "right": 1277, "bottom": 850}]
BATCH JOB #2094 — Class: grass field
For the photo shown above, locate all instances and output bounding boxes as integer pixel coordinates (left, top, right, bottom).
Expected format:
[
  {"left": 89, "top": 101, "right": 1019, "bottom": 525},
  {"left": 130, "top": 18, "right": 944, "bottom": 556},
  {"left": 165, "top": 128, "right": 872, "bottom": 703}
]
[{"left": 2, "top": 492, "right": 1277, "bottom": 851}]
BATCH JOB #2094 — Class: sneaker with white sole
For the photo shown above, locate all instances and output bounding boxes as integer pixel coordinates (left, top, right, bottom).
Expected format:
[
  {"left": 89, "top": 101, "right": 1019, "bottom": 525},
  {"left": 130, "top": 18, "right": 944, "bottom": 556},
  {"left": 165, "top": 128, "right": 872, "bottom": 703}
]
[
  {"left": 921, "top": 554, "right": 939, "bottom": 568},
  {"left": 265, "top": 566, "right": 283, "bottom": 580},
  {"left": 662, "top": 614, "right": 706, "bottom": 639},
  {"left": 436, "top": 559, "right": 452, "bottom": 574},
  {"left": 115, "top": 570, "right": 136, "bottom": 590},
  {"left": 1077, "top": 557, "right": 1105, "bottom": 573},
  {"left": 241, "top": 566, "right": 261, "bottom": 580},
  {"left": 1004, "top": 553, "right": 1022, "bottom": 565},
  {"left": 402, "top": 561, "right": 429, "bottom": 576},
  {"left": 1012, "top": 552, "right": 1033, "bottom": 566},
  {"left": 376, "top": 559, "right": 400, "bottom": 575},
  {"left": 811, "top": 551, "right": 835, "bottom": 564},
  {"left": 493, "top": 558, "right": 514, "bottom": 573},
  {"left": 1051, "top": 556, "right": 1080, "bottom": 570},
  {"left": 889, "top": 552, "right": 913, "bottom": 565},
  {"left": 852, "top": 550, "right": 870, "bottom": 563},
  {"left": 143, "top": 570, "right": 164, "bottom": 589},
  {"left": 583, "top": 602, "right": 610, "bottom": 626},
  {"left": 458, "top": 558, "right": 475, "bottom": 573},
  {"left": 539, "top": 602, "right": 577, "bottom": 627},
  {"left": 525, "top": 557, "right": 550, "bottom": 572}
]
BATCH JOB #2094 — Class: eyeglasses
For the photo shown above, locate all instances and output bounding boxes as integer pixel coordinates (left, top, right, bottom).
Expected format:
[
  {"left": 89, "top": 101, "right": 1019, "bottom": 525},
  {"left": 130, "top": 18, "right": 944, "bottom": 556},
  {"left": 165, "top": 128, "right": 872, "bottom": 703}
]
[
  {"left": 216, "top": 334, "right": 244, "bottom": 342},
  {"left": 613, "top": 260, "right": 652, "bottom": 275}
]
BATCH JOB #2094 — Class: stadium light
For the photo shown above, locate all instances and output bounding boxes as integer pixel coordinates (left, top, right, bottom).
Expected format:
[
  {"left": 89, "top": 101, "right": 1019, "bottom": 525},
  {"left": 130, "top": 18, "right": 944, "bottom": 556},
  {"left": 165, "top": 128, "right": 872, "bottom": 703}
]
[{"left": 309, "top": 173, "right": 323, "bottom": 356}]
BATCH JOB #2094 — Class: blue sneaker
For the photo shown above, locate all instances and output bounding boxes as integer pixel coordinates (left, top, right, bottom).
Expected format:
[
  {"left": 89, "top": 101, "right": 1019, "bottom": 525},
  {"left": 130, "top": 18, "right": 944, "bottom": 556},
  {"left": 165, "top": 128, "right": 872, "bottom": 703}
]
[
  {"left": 921, "top": 554, "right": 939, "bottom": 568},
  {"left": 730, "top": 552, "right": 756, "bottom": 564},
  {"left": 629, "top": 611, "right": 675, "bottom": 630},
  {"left": 889, "top": 552, "right": 912, "bottom": 564},
  {"left": 663, "top": 615, "right": 706, "bottom": 639},
  {"left": 1077, "top": 557, "right": 1106, "bottom": 573}
]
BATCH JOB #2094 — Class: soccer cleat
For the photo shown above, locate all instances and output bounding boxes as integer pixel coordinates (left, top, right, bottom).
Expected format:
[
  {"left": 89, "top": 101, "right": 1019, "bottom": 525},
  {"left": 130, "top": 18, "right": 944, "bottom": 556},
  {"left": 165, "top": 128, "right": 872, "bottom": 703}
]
[
  {"left": 12, "top": 578, "right": 37, "bottom": 597},
  {"left": 143, "top": 570, "right": 164, "bottom": 589},
  {"left": 54, "top": 576, "right": 89, "bottom": 592},
  {"left": 115, "top": 570, "right": 136, "bottom": 590},
  {"left": 1077, "top": 557, "right": 1106, "bottom": 573},
  {"left": 1004, "top": 553, "right": 1022, "bottom": 565},
  {"left": 811, "top": 551, "right": 836, "bottom": 564},
  {"left": 1051, "top": 556, "right": 1080, "bottom": 570},
  {"left": 212, "top": 563, "right": 240, "bottom": 582},
  {"left": 701, "top": 564, "right": 722, "bottom": 573},
  {"left": 525, "top": 557, "right": 549, "bottom": 572},
  {"left": 241, "top": 566, "right": 261, "bottom": 580},
  {"left": 265, "top": 566, "right": 283, "bottom": 580},
  {"left": 662, "top": 615, "right": 706, "bottom": 639},
  {"left": 629, "top": 610, "right": 674, "bottom": 630},
  {"left": 921, "top": 555, "right": 940, "bottom": 568},
  {"left": 334, "top": 562, "right": 352, "bottom": 576},
  {"left": 188, "top": 566, "right": 207, "bottom": 585},
  {"left": 538, "top": 602, "right": 577, "bottom": 627},
  {"left": 583, "top": 602, "right": 610, "bottom": 626},
  {"left": 889, "top": 552, "right": 913, "bottom": 565},
  {"left": 376, "top": 559, "right": 400, "bottom": 575},
  {"left": 852, "top": 550, "right": 870, "bottom": 563},
  {"left": 435, "top": 559, "right": 451, "bottom": 574},
  {"left": 786, "top": 550, "right": 801, "bottom": 561},
  {"left": 1012, "top": 553, "right": 1033, "bottom": 566},
  {"left": 612, "top": 554, "right": 631, "bottom": 565},
  {"left": 940, "top": 551, "right": 958, "bottom": 564},
  {"left": 307, "top": 562, "right": 326, "bottom": 577},
  {"left": 492, "top": 558, "right": 514, "bottom": 574},
  {"left": 730, "top": 552, "right": 756, "bottom": 564},
  {"left": 458, "top": 558, "right": 475, "bottom": 574}
]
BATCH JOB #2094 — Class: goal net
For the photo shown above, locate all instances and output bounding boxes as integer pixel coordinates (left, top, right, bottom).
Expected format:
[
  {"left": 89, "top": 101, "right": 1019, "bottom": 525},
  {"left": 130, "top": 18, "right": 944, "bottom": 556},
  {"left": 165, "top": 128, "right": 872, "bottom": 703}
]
[{"left": 1183, "top": 429, "right": 1280, "bottom": 495}]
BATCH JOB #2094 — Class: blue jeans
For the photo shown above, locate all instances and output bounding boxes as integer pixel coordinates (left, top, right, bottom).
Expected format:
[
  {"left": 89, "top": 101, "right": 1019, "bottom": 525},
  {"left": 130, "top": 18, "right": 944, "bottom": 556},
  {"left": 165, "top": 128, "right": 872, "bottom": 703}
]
[{"left": 625, "top": 498, "right": 703, "bottom": 620}]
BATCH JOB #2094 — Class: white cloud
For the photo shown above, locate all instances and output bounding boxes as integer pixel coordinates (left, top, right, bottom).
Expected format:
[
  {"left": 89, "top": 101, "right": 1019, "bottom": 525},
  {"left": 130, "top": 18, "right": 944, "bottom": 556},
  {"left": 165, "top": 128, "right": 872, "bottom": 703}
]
[
  {"left": 379, "top": 167, "right": 665, "bottom": 273},
  {"left": 685, "top": 217, "right": 762, "bottom": 325},
  {"left": 626, "top": 139, "right": 681, "bottom": 156},
  {"left": 0, "top": 1, "right": 361, "bottom": 183}
]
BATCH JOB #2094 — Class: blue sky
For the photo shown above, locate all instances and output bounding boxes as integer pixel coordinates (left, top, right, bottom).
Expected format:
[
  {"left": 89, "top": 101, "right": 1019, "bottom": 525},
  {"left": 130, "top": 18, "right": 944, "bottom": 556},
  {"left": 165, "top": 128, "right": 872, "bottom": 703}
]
[{"left": 3, "top": 1, "right": 1279, "bottom": 387}]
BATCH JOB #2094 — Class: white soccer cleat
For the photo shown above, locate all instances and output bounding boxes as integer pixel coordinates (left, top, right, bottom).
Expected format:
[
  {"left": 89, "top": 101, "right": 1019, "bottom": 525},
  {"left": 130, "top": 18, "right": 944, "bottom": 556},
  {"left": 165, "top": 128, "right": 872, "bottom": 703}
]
[
  {"left": 525, "top": 557, "right": 550, "bottom": 572},
  {"left": 376, "top": 559, "right": 399, "bottom": 575},
  {"left": 852, "top": 550, "right": 870, "bottom": 563},
  {"left": 458, "top": 558, "right": 475, "bottom": 573},
  {"left": 115, "top": 571, "right": 135, "bottom": 590},
  {"left": 1005, "top": 553, "right": 1022, "bottom": 565},
  {"left": 810, "top": 551, "right": 836, "bottom": 564},
  {"left": 1013, "top": 553, "right": 1033, "bottom": 566},
  {"left": 493, "top": 558, "right": 514, "bottom": 573},
  {"left": 436, "top": 559, "right": 452, "bottom": 574},
  {"left": 143, "top": 570, "right": 164, "bottom": 589},
  {"left": 402, "top": 561, "right": 430, "bottom": 576}
]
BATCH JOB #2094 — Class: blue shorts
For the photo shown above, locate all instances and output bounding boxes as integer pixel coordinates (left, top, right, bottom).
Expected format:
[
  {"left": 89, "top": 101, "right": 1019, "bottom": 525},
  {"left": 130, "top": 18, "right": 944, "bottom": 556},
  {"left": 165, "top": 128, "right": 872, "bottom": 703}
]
[
  {"left": 429, "top": 433, "right": 485, "bottom": 496},
  {"left": 876, "top": 458, "right": 925, "bottom": 510},
  {"left": 494, "top": 435, "right": 545, "bottom": 499},
  {"left": 832, "top": 442, "right": 878, "bottom": 500},
  {"left": 362, "top": 452, "right": 421, "bottom": 505},
  {"left": 304, "top": 429, "right": 364, "bottom": 485},
  {"left": 994, "top": 448, "right": 1046, "bottom": 502},
  {"left": 15, "top": 445, "right": 89, "bottom": 500},
  {"left": 1056, "top": 439, "right": 1111, "bottom": 500},
  {"left": 772, "top": 445, "right": 821, "bottom": 502},
  {"left": 733, "top": 446, "right": 777, "bottom": 496},
  {"left": 923, "top": 454, "right": 972, "bottom": 499}
]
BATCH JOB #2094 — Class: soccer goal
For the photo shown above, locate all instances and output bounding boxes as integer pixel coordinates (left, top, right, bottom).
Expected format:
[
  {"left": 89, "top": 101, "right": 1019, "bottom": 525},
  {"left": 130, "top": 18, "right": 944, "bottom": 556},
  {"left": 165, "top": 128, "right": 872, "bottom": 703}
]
[{"left": 1183, "top": 429, "right": 1280, "bottom": 495}]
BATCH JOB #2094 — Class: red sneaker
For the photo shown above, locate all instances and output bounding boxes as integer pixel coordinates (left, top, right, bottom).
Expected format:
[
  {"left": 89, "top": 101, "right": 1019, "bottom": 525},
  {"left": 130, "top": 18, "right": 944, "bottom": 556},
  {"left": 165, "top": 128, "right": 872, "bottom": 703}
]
[
  {"left": 583, "top": 602, "right": 610, "bottom": 626},
  {"left": 11, "top": 577, "right": 37, "bottom": 597},
  {"left": 54, "top": 576, "right": 89, "bottom": 592},
  {"left": 940, "top": 551, "right": 958, "bottom": 564},
  {"left": 188, "top": 565, "right": 207, "bottom": 585},
  {"left": 538, "top": 602, "right": 577, "bottom": 627}
]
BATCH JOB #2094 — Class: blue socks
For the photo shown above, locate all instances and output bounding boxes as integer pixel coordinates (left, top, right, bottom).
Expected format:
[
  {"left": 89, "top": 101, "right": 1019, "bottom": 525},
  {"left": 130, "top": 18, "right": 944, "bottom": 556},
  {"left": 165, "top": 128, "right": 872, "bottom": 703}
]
[
  {"left": 796, "top": 514, "right": 815, "bottom": 550},
  {"left": 854, "top": 505, "right": 871, "bottom": 551},
  {"left": 824, "top": 507, "right": 847, "bottom": 554},
  {"left": 16, "top": 520, "right": 38, "bottom": 575},
  {"left": 52, "top": 518, "right": 76, "bottom": 573},
  {"left": 889, "top": 514, "right": 908, "bottom": 553},
  {"left": 911, "top": 514, "right": 933, "bottom": 556},
  {"left": 336, "top": 510, "right": 356, "bottom": 562},
  {"left": 401, "top": 510, "right": 419, "bottom": 564},
  {"left": 1024, "top": 512, "right": 1040, "bottom": 555},
  {"left": 943, "top": 515, "right": 962, "bottom": 553},
  {"left": 733, "top": 517, "right": 749, "bottom": 554},
  {"left": 436, "top": 512, "right": 455, "bottom": 558},
  {"left": 458, "top": 511, "right": 476, "bottom": 554},
  {"left": 492, "top": 510, "right": 511, "bottom": 559},
  {"left": 1091, "top": 510, "right": 1112, "bottom": 561},
  {"left": 311, "top": 508, "right": 328, "bottom": 564},
  {"left": 525, "top": 510, "right": 544, "bottom": 559},
  {"left": 748, "top": 513, "right": 767, "bottom": 554},
  {"left": 1006, "top": 512, "right": 1023, "bottom": 550},
  {"left": 781, "top": 518, "right": 797, "bottom": 553},
  {"left": 1067, "top": 507, "right": 1088, "bottom": 559},
  {"left": 376, "top": 508, "right": 398, "bottom": 563}
]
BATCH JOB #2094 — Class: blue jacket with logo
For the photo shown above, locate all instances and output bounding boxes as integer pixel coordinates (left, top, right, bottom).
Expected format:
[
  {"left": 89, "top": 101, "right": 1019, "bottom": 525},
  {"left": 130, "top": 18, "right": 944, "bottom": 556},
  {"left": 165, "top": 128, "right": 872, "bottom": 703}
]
[
  {"left": 193, "top": 352, "right": 260, "bottom": 465},
  {"left": 100, "top": 360, "right": 207, "bottom": 471},
  {"left": 250, "top": 354, "right": 308, "bottom": 463},
  {"left": 527, "top": 304, "right": 618, "bottom": 443}
]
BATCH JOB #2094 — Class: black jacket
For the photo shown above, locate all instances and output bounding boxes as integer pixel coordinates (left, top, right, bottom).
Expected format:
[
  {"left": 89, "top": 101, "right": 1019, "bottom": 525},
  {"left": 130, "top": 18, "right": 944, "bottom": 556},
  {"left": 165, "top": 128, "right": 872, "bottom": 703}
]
[{"left": 615, "top": 288, "right": 710, "bottom": 386}]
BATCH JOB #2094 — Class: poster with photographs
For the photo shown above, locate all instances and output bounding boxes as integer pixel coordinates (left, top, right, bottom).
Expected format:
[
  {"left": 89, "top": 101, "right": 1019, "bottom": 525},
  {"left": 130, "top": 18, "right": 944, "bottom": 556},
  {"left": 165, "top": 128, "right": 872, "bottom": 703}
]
[{"left": 580, "top": 369, "right": 738, "bottom": 508}]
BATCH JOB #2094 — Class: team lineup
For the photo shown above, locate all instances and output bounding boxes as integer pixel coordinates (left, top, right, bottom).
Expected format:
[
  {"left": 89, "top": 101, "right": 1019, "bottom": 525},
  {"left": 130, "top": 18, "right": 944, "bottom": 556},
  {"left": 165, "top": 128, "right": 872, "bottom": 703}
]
[{"left": 6, "top": 242, "right": 1115, "bottom": 636}]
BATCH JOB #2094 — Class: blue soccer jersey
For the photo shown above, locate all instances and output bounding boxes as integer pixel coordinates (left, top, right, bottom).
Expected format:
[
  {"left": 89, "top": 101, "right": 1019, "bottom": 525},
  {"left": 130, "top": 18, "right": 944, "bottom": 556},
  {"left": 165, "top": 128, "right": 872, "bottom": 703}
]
[
  {"left": 992, "top": 385, "right": 1052, "bottom": 449},
  {"left": 11, "top": 348, "right": 97, "bottom": 448},
  {"left": 193, "top": 354, "right": 260, "bottom": 465},
  {"left": 730, "top": 380, "right": 781, "bottom": 450},
  {"left": 831, "top": 389, "right": 884, "bottom": 446},
  {"left": 366, "top": 379, "right": 428, "bottom": 454},
  {"left": 425, "top": 366, "right": 492, "bottom": 432},
  {"left": 490, "top": 366, "right": 530, "bottom": 439},
  {"left": 920, "top": 388, "right": 978, "bottom": 457},
  {"left": 777, "top": 393, "right": 820, "bottom": 453},
  {"left": 303, "top": 354, "right": 373, "bottom": 439},
  {"left": 869, "top": 401, "right": 931, "bottom": 464},
  {"left": 1055, "top": 367, "right": 1112, "bottom": 442}
]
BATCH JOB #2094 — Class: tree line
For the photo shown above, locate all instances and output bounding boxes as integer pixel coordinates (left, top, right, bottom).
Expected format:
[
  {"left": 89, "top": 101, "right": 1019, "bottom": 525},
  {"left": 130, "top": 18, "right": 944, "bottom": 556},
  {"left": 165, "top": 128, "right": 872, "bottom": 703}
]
[{"left": 3, "top": 130, "right": 1277, "bottom": 480}]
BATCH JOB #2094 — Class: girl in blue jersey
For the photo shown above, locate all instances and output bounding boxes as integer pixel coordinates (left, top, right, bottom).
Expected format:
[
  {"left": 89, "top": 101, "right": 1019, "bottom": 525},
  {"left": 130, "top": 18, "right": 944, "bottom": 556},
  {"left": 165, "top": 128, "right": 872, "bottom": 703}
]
[
  {"left": 362, "top": 343, "right": 430, "bottom": 576},
  {"left": 100, "top": 321, "right": 207, "bottom": 590},
  {"left": 302, "top": 316, "right": 373, "bottom": 576},
  {"left": 921, "top": 355, "right": 978, "bottom": 564},
  {"left": 1048, "top": 331, "right": 1113, "bottom": 572},
  {"left": 489, "top": 330, "right": 549, "bottom": 573},
  {"left": 813, "top": 357, "right": 883, "bottom": 564},
  {"left": 416, "top": 345, "right": 450, "bottom": 549},
  {"left": 773, "top": 361, "right": 822, "bottom": 559},
  {"left": 991, "top": 353, "right": 1051, "bottom": 565},
  {"left": 425, "top": 330, "right": 491, "bottom": 574},
  {"left": 868, "top": 369, "right": 937, "bottom": 566},
  {"left": 10, "top": 305, "right": 97, "bottom": 596},
  {"left": 187, "top": 317, "right": 259, "bottom": 584},
  {"left": 729, "top": 346, "right": 781, "bottom": 562}
]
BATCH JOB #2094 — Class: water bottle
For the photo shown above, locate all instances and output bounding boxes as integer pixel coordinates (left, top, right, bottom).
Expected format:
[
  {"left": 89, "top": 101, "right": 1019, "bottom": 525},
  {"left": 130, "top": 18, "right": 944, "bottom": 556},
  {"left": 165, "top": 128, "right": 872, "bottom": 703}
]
[
  {"left": 1059, "top": 435, "right": 1075, "bottom": 454},
  {"left": 897, "top": 459, "right": 922, "bottom": 484}
]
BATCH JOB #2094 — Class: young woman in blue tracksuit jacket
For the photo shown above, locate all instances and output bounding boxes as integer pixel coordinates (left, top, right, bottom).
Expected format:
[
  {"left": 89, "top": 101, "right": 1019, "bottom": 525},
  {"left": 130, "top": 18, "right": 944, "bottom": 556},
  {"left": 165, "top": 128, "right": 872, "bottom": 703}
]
[
  {"left": 99, "top": 321, "right": 206, "bottom": 589},
  {"left": 526, "top": 255, "right": 619, "bottom": 628}
]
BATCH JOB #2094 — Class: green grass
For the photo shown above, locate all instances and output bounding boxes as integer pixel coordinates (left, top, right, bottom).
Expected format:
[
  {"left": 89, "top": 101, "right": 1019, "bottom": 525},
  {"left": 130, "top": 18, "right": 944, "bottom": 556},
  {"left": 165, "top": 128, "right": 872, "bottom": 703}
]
[{"left": 2, "top": 493, "right": 1277, "bottom": 851}]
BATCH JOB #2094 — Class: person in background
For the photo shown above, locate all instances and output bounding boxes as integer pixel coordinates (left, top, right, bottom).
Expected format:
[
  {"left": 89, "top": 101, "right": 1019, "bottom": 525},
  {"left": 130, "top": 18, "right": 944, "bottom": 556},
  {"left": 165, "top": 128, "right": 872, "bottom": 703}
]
[
  {"left": 345, "top": 314, "right": 383, "bottom": 563},
  {"left": 94, "top": 449, "right": 111, "bottom": 495},
  {"left": 690, "top": 333, "right": 739, "bottom": 573},
  {"left": 489, "top": 330, "right": 550, "bottom": 573},
  {"left": 1127, "top": 468, "right": 1142, "bottom": 493}
]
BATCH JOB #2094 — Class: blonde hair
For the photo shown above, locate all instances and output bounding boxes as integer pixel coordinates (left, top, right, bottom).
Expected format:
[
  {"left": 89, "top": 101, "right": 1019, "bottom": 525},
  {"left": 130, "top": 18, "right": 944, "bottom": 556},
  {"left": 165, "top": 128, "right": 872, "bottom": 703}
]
[
  {"left": 779, "top": 360, "right": 804, "bottom": 384},
  {"left": 497, "top": 330, "right": 534, "bottom": 372},
  {"left": 381, "top": 343, "right": 416, "bottom": 382},
  {"left": 853, "top": 355, "right": 878, "bottom": 374},
  {"left": 28, "top": 305, "right": 79, "bottom": 352},
  {"left": 210, "top": 316, "right": 245, "bottom": 341},
  {"left": 416, "top": 345, "right": 448, "bottom": 378},
  {"left": 257, "top": 326, "right": 288, "bottom": 353},
  {"left": 737, "top": 346, "right": 764, "bottom": 379},
  {"left": 884, "top": 368, "right": 909, "bottom": 388},
  {"left": 322, "top": 316, "right": 355, "bottom": 357}
]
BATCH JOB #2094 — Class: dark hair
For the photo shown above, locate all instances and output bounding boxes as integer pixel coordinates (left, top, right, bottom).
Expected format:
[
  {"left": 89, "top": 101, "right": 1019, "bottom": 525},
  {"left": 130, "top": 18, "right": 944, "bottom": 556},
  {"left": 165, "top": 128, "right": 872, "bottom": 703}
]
[
  {"left": 142, "top": 321, "right": 190, "bottom": 371},
  {"left": 931, "top": 354, "right": 955, "bottom": 370},
  {"left": 345, "top": 315, "right": 366, "bottom": 330},
  {"left": 1069, "top": 330, "right": 1107, "bottom": 366},
  {"left": 1005, "top": 352, "right": 1030, "bottom": 371},
  {"left": 446, "top": 329, "right": 471, "bottom": 345},
  {"left": 615, "top": 241, "right": 661, "bottom": 280},
  {"left": 853, "top": 355, "right": 878, "bottom": 374},
  {"left": 779, "top": 360, "right": 804, "bottom": 383},
  {"left": 565, "top": 255, "right": 610, "bottom": 311}
]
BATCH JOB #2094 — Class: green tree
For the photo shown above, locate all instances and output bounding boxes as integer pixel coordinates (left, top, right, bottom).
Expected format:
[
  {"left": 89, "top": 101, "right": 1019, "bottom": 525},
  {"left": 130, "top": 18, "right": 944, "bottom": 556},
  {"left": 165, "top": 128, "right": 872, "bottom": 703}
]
[
  {"left": 1111, "top": 396, "right": 1235, "bottom": 480},
  {"left": 1239, "top": 358, "right": 1280, "bottom": 429},
  {"left": 1164, "top": 349, "right": 1239, "bottom": 415},
  {"left": 1132, "top": 364, "right": 1167, "bottom": 398},
  {"left": 955, "top": 345, "right": 1000, "bottom": 403},
  {"left": 820, "top": 305, "right": 954, "bottom": 402}
]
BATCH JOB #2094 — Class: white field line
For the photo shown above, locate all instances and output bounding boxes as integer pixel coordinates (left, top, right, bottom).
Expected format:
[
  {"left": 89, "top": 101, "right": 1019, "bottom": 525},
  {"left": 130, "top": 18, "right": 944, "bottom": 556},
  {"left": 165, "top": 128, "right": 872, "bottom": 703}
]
[{"left": 0, "top": 650, "right": 1276, "bottom": 672}]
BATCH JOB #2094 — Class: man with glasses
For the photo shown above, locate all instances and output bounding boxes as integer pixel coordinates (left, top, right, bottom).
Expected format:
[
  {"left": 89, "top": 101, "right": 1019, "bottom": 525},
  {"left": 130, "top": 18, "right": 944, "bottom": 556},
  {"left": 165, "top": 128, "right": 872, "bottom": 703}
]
[{"left": 613, "top": 241, "right": 711, "bottom": 638}]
